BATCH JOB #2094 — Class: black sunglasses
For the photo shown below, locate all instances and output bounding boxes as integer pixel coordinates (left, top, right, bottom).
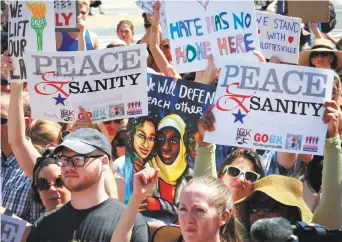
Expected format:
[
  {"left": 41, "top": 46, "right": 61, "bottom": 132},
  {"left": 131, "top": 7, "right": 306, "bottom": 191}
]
[
  {"left": 1, "top": 117, "right": 8, "bottom": 125},
  {"left": 35, "top": 176, "right": 64, "bottom": 191},
  {"left": 113, "top": 138, "right": 126, "bottom": 147},
  {"left": 103, "top": 119, "right": 123, "bottom": 125},
  {"left": 56, "top": 155, "right": 103, "bottom": 167},
  {"left": 107, "top": 44, "right": 126, "bottom": 48},
  {"left": 310, "top": 52, "right": 332, "bottom": 58},
  {"left": 249, "top": 198, "right": 283, "bottom": 214}
]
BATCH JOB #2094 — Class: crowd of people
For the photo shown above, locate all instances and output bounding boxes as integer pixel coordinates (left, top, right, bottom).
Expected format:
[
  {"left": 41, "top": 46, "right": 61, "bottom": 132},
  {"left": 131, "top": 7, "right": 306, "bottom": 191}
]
[{"left": 1, "top": 0, "right": 342, "bottom": 242}]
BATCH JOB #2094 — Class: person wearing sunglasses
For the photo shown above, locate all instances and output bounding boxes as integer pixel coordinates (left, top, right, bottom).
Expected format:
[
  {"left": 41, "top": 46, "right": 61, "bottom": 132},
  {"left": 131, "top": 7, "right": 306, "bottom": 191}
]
[
  {"left": 299, "top": 39, "right": 342, "bottom": 70},
  {"left": 217, "top": 150, "right": 265, "bottom": 202},
  {"left": 111, "top": 124, "right": 127, "bottom": 161},
  {"left": 31, "top": 148, "right": 71, "bottom": 212},
  {"left": 27, "top": 128, "right": 149, "bottom": 242},
  {"left": 106, "top": 39, "right": 127, "bottom": 49}
]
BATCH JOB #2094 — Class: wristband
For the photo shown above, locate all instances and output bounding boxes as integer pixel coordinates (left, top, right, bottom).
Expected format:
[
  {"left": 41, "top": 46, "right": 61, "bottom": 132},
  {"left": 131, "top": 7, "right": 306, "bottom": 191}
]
[{"left": 4, "top": 209, "right": 13, "bottom": 217}]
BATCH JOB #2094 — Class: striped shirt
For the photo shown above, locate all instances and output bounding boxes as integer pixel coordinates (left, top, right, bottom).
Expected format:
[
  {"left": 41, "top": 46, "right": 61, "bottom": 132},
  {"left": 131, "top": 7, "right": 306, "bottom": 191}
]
[{"left": 1, "top": 152, "right": 43, "bottom": 223}]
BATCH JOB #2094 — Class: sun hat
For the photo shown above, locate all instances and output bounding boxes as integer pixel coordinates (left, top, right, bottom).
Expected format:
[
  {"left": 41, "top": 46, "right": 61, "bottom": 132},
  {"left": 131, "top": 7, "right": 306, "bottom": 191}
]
[
  {"left": 53, "top": 128, "right": 111, "bottom": 158},
  {"left": 152, "top": 226, "right": 182, "bottom": 242},
  {"left": 236, "top": 175, "right": 313, "bottom": 223},
  {"left": 298, "top": 39, "right": 342, "bottom": 67}
]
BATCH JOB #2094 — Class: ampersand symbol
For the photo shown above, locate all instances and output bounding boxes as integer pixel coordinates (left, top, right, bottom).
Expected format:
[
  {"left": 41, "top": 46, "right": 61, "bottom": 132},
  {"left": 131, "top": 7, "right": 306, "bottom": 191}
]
[{"left": 34, "top": 71, "right": 72, "bottom": 97}]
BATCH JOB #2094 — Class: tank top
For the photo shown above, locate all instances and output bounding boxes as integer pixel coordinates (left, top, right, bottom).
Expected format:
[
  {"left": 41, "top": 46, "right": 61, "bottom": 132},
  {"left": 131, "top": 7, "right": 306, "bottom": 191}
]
[{"left": 58, "top": 30, "right": 94, "bottom": 51}]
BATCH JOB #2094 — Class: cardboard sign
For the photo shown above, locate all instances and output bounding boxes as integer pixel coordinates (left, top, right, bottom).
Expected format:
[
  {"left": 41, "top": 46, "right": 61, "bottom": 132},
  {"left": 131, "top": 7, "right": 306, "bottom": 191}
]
[
  {"left": 136, "top": 0, "right": 154, "bottom": 14},
  {"left": 54, "top": 0, "right": 79, "bottom": 32},
  {"left": 1, "top": 215, "right": 26, "bottom": 242},
  {"left": 123, "top": 74, "right": 216, "bottom": 223},
  {"left": 287, "top": 1, "right": 329, "bottom": 23},
  {"left": 256, "top": 11, "right": 301, "bottom": 64},
  {"left": 8, "top": 0, "right": 56, "bottom": 82},
  {"left": 164, "top": 0, "right": 260, "bottom": 74},
  {"left": 204, "top": 61, "right": 334, "bottom": 156},
  {"left": 24, "top": 44, "right": 148, "bottom": 123}
]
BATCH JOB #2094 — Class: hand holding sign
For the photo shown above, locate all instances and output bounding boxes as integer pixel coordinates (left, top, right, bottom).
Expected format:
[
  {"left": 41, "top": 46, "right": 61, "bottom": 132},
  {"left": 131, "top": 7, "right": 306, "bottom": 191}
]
[
  {"left": 197, "top": 104, "right": 215, "bottom": 147},
  {"left": 1, "top": 51, "right": 14, "bottom": 80},
  {"left": 324, "top": 80, "right": 341, "bottom": 138},
  {"left": 71, "top": 107, "right": 94, "bottom": 131}
]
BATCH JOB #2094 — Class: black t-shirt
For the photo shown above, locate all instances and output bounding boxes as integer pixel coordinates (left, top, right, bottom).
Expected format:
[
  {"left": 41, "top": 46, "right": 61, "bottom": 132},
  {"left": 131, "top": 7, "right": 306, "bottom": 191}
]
[{"left": 27, "top": 198, "right": 149, "bottom": 242}]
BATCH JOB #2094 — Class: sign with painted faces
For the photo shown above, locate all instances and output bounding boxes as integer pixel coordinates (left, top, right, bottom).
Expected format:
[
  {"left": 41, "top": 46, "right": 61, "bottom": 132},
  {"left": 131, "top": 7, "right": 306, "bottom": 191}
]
[
  {"left": 164, "top": 0, "right": 260, "bottom": 73},
  {"left": 204, "top": 61, "right": 334, "bottom": 155},
  {"left": 24, "top": 44, "right": 148, "bottom": 123}
]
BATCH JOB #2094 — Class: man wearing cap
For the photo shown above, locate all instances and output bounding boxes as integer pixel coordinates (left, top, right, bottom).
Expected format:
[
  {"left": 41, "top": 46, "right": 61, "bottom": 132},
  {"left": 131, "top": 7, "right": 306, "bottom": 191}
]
[{"left": 27, "top": 128, "right": 149, "bottom": 242}]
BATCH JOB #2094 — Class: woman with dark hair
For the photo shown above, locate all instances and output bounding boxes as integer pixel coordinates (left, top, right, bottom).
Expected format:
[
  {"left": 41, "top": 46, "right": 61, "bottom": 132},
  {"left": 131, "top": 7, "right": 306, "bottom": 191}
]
[
  {"left": 123, "top": 117, "right": 157, "bottom": 203},
  {"left": 183, "top": 123, "right": 198, "bottom": 169},
  {"left": 31, "top": 148, "right": 71, "bottom": 212}
]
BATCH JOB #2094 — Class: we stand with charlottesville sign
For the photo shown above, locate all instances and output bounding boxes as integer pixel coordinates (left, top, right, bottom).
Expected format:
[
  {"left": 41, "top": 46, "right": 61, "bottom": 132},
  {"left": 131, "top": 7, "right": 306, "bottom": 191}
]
[
  {"left": 204, "top": 61, "right": 334, "bottom": 156},
  {"left": 24, "top": 45, "right": 148, "bottom": 123}
]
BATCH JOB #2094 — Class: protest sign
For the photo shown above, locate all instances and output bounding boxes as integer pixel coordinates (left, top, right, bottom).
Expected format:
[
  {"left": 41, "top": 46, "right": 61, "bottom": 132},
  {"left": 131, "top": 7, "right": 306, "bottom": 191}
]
[
  {"left": 1, "top": 215, "right": 26, "bottom": 242},
  {"left": 8, "top": 0, "right": 56, "bottom": 83},
  {"left": 54, "top": 0, "right": 78, "bottom": 32},
  {"left": 256, "top": 11, "right": 301, "bottom": 64},
  {"left": 204, "top": 61, "right": 334, "bottom": 156},
  {"left": 135, "top": 0, "right": 169, "bottom": 39},
  {"left": 24, "top": 44, "right": 148, "bottom": 123},
  {"left": 163, "top": 0, "right": 260, "bottom": 74},
  {"left": 123, "top": 73, "right": 216, "bottom": 223},
  {"left": 287, "top": 1, "right": 329, "bottom": 23}
]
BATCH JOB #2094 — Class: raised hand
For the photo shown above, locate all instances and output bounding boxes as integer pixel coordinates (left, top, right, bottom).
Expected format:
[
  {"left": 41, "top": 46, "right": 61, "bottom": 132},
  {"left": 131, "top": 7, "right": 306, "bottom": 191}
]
[
  {"left": 132, "top": 168, "right": 159, "bottom": 201},
  {"left": 71, "top": 106, "right": 94, "bottom": 130},
  {"left": 323, "top": 80, "right": 341, "bottom": 138}
]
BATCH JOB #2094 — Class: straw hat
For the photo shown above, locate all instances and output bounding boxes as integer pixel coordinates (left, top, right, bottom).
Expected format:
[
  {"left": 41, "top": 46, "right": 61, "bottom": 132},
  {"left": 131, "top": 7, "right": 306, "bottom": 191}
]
[
  {"left": 298, "top": 39, "right": 342, "bottom": 67},
  {"left": 236, "top": 175, "right": 313, "bottom": 223},
  {"left": 152, "top": 226, "right": 182, "bottom": 242}
]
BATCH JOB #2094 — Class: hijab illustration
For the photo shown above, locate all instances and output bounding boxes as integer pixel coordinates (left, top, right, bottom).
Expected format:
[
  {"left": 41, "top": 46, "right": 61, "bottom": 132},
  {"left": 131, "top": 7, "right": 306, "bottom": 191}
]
[{"left": 144, "top": 114, "right": 190, "bottom": 223}]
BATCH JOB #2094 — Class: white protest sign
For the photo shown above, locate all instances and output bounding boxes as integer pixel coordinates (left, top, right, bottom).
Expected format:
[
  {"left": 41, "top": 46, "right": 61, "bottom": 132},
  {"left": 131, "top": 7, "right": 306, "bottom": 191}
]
[
  {"left": 204, "top": 61, "right": 334, "bottom": 155},
  {"left": 135, "top": 0, "right": 169, "bottom": 39},
  {"left": 1, "top": 215, "right": 26, "bottom": 242},
  {"left": 54, "top": 0, "right": 79, "bottom": 32},
  {"left": 164, "top": 0, "right": 260, "bottom": 74},
  {"left": 256, "top": 11, "right": 301, "bottom": 64},
  {"left": 25, "top": 44, "right": 148, "bottom": 123},
  {"left": 8, "top": 0, "right": 56, "bottom": 82}
]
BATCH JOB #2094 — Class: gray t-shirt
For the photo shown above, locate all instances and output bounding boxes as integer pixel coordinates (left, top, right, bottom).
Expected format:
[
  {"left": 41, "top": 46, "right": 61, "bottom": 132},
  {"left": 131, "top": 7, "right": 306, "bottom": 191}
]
[{"left": 27, "top": 198, "right": 149, "bottom": 242}]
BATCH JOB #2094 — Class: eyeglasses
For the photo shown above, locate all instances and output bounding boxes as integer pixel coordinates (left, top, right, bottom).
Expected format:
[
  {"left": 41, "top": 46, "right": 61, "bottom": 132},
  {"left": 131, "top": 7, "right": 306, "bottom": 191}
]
[
  {"left": 1, "top": 117, "right": 8, "bottom": 125},
  {"left": 249, "top": 199, "right": 283, "bottom": 214},
  {"left": 103, "top": 119, "right": 123, "bottom": 125},
  {"left": 35, "top": 176, "right": 64, "bottom": 191},
  {"left": 113, "top": 138, "right": 126, "bottom": 147},
  {"left": 160, "top": 43, "right": 170, "bottom": 50},
  {"left": 56, "top": 155, "right": 103, "bottom": 167},
  {"left": 223, "top": 166, "right": 260, "bottom": 183},
  {"left": 310, "top": 52, "right": 332, "bottom": 58}
]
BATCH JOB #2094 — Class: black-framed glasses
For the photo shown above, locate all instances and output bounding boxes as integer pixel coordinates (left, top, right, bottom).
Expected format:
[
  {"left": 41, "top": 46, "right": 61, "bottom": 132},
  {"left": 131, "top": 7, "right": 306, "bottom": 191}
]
[
  {"left": 1, "top": 117, "right": 8, "bottom": 125},
  {"left": 56, "top": 155, "right": 103, "bottom": 167},
  {"left": 35, "top": 176, "right": 64, "bottom": 191},
  {"left": 160, "top": 43, "right": 170, "bottom": 50},
  {"left": 103, "top": 119, "right": 123, "bottom": 125},
  {"left": 107, "top": 44, "right": 126, "bottom": 48},
  {"left": 113, "top": 138, "right": 126, "bottom": 147},
  {"left": 223, "top": 166, "right": 260, "bottom": 183},
  {"left": 249, "top": 198, "right": 283, "bottom": 214},
  {"left": 310, "top": 52, "right": 332, "bottom": 58}
]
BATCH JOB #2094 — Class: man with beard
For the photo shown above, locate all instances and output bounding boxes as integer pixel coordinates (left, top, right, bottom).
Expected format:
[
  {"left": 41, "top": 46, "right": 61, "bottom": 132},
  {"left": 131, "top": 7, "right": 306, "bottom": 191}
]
[{"left": 27, "top": 128, "right": 149, "bottom": 242}]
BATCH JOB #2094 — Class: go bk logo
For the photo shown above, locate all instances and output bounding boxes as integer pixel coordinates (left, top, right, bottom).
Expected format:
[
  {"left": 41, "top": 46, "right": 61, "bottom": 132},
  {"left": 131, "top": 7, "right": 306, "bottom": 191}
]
[
  {"left": 78, "top": 109, "right": 106, "bottom": 120},
  {"left": 254, "top": 133, "right": 283, "bottom": 144}
]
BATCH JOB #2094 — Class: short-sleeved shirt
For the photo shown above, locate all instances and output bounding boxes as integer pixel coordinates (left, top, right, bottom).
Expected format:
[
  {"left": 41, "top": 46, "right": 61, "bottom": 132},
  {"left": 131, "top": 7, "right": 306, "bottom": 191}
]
[
  {"left": 27, "top": 198, "right": 150, "bottom": 242},
  {"left": 1, "top": 152, "right": 43, "bottom": 223}
]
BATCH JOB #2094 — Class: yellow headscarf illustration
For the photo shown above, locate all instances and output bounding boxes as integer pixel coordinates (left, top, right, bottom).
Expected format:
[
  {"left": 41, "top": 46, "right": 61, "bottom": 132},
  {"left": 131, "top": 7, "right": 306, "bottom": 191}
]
[{"left": 150, "top": 114, "right": 187, "bottom": 185}]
